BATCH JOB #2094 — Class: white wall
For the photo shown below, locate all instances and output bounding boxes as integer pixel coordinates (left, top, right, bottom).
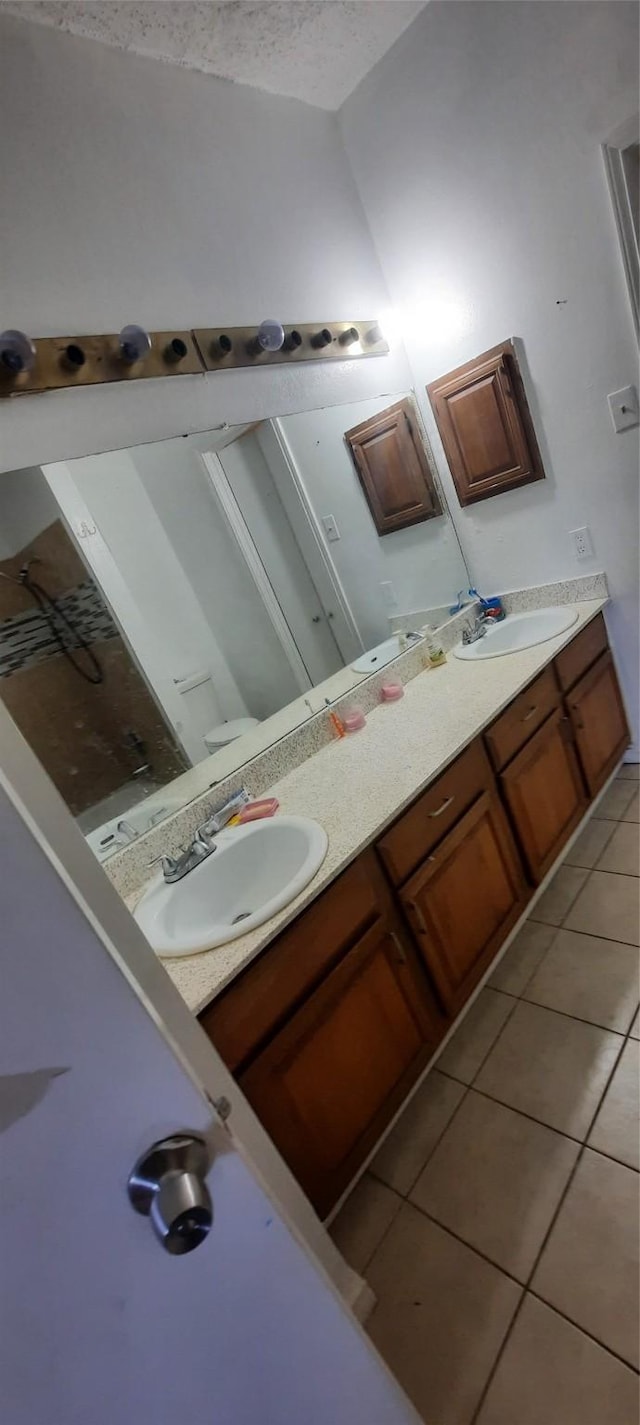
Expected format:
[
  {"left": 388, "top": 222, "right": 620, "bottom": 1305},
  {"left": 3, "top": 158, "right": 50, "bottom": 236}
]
[
  {"left": 46, "top": 452, "right": 247, "bottom": 761},
  {"left": 341, "top": 0, "right": 640, "bottom": 746},
  {"left": 0, "top": 467, "right": 60, "bottom": 559},
  {"left": 218, "top": 431, "right": 344, "bottom": 685},
  {"left": 279, "top": 396, "right": 469, "bottom": 648},
  {"left": 132, "top": 435, "right": 305, "bottom": 720},
  {"left": 0, "top": 11, "right": 411, "bottom": 475}
]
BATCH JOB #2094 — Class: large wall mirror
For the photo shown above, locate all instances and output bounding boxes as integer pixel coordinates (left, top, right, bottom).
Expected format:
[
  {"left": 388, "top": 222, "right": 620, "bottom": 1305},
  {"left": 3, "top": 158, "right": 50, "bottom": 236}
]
[{"left": 0, "top": 390, "right": 470, "bottom": 859}]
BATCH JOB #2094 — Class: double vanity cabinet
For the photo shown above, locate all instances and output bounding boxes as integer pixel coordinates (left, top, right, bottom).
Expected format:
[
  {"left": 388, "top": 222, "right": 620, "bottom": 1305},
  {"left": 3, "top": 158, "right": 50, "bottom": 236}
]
[{"left": 200, "top": 613, "right": 630, "bottom": 1216}]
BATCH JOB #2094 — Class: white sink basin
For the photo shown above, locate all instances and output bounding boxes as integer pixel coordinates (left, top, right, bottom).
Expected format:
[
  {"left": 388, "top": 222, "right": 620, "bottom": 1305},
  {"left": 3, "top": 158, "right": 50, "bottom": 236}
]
[
  {"left": 134, "top": 815, "right": 328, "bottom": 958},
  {"left": 453, "top": 606, "right": 579, "bottom": 660},
  {"left": 351, "top": 635, "right": 404, "bottom": 674}
]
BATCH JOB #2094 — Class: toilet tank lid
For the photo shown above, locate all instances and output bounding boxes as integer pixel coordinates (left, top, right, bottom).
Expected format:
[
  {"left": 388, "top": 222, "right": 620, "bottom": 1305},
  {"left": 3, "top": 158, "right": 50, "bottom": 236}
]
[
  {"left": 205, "top": 717, "right": 259, "bottom": 743},
  {"left": 174, "top": 669, "right": 212, "bottom": 694}
]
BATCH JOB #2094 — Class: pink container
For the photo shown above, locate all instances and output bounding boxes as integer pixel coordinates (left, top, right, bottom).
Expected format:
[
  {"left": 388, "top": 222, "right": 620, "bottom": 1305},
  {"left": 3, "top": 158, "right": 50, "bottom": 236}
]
[
  {"left": 381, "top": 681, "right": 404, "bottom": 702},
  {"left": 344, "top": 708, "right": 366, "bottom": 732}
]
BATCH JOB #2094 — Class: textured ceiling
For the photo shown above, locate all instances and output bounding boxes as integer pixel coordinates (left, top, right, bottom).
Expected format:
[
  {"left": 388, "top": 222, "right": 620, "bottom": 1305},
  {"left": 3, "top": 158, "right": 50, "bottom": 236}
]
[{"left": 1, "top": 1, "right": 427, "bottom": 109}]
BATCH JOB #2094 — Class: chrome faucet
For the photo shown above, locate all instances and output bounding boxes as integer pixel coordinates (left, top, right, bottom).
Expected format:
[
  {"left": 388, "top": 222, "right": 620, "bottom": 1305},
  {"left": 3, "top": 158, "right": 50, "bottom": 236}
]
[
  {"left": 462, "top": 609, "right": 489, "bottom": 645},
  {"left": 147, "top": 788, "right": 250, "bottom": 884}
]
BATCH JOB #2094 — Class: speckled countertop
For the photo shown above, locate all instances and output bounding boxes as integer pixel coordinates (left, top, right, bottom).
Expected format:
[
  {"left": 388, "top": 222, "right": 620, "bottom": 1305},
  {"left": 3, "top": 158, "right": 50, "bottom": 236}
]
[{"left": 158, "top": 600, "right": 606, "bottom": 1015}]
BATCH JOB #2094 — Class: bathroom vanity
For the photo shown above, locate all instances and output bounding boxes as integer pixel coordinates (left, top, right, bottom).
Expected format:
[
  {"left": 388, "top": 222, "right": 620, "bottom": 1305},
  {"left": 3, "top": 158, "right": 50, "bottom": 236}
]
[{"left": 197, "top": 609, "right": 630, "bottom": 1215}]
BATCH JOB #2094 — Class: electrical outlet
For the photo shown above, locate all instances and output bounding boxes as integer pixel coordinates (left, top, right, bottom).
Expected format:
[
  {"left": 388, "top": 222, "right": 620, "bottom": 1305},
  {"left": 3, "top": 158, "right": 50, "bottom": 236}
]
[
  {"left": 321, "top": 514, "right": 340, "bottom": 543},
  {"left": 72, "top": 517, "right": 97, "bottom": 539},
  {"left": 380, "top": 580, "right": 397, "bottom": 609},
  {"left": 570, "top": 526, "right": 594, "bottom": 561}
]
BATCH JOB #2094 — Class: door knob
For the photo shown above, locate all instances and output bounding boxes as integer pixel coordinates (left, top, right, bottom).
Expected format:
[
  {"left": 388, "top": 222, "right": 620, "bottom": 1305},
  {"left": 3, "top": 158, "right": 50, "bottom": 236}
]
[{"left": 127, "top": 1133, "right": 213, "bottom": 1255}]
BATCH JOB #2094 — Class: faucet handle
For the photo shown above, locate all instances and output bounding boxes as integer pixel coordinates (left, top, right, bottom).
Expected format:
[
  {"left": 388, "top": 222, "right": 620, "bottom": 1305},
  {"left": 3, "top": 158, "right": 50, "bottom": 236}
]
[{"left": 146, "top": 853, "right": 178, "bottom": 875}]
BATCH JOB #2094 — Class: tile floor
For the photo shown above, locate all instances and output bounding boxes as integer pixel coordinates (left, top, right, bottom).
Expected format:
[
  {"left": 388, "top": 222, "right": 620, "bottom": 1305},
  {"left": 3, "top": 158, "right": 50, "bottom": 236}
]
[{"left": 331, "top": 766, "right": 640, "bottom": 1424}]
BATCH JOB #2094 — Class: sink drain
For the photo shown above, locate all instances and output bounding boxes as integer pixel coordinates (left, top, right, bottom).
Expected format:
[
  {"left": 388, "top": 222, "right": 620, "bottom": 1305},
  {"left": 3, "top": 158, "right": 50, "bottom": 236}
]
[{"left": 231, "top": 911, "right": 252, "bottom": 925}]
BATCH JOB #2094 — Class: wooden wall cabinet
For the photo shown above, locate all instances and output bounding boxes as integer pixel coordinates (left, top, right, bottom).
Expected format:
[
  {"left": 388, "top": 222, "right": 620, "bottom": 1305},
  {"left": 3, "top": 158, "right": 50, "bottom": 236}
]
[
  {"left": 344, "top": 397, "right": 442, "bottom": 535},
  {"left": 427, "top": 339, "right": 545, "bottom": 506}
]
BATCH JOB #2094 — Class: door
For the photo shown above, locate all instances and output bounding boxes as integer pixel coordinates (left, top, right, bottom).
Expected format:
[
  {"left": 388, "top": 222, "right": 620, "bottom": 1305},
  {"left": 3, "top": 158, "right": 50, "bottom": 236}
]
[
  {"left": 344, "top": 398, "right": 442, "bottom": 534},
  {"left": 241, "top": 918, "right": 441, "bottom": 1216},
  {"left": 500, "top": 708, "right": 588, "bottom": 882},
  {"left": 566, "top": 650, "right": 631, "bottom": 795},
  {"left": 213, "top": 432, "right": 344, "bottom": 686},
  {"left": 427, "top": 339, "right": 545, "bottom": 506},
  {"left": 401, "top": 792, "right": 528, "bottom": 1016},
  {"left": 0, "top": 786, "right": 420, "bottom": 1424}
]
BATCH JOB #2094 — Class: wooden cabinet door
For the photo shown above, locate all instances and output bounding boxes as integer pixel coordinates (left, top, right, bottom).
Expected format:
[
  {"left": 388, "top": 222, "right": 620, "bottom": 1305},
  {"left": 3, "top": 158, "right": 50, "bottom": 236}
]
[
  {"left": 240, "top": 918, "right": 442, "bottom": 1216},
  {"left": 400, "top": 791, "right": 528, "bottom": 1016},
  {"left": 567, "top": 651, "right": 630, "bottom": 796},
  {"left": 500, "top": 708, "right": 587, "bottom": 883},
  {"left": 344, "top": 397, "right": 442, "bottom": 534},
  {"left": 427, "top": 339, "right": 545, "bottom": 506}
]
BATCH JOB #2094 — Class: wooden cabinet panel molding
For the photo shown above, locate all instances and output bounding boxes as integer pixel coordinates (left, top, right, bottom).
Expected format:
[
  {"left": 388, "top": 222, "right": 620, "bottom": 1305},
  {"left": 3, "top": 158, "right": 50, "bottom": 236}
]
[
  {"left": 344, "top": 397, "right": 443, "bottom": 535},
  {"left": 427, "top": 339, "right": 546, "bottom": 506}
]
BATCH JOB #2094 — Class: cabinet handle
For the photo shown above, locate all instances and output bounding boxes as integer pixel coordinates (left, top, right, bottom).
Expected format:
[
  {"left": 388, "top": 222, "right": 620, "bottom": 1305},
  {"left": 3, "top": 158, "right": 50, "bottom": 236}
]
[
  {"left": 522, "top": 705, "right": 538, "bottom": 722},
  {"left": 412, "top": 904, "right": 428, "bottom": 934},
  {"left": 428, "top": 795, "right": 454, "bottom": 819},
  {"left": 389, "top": 931, "right": 407, "bottom": 964}
]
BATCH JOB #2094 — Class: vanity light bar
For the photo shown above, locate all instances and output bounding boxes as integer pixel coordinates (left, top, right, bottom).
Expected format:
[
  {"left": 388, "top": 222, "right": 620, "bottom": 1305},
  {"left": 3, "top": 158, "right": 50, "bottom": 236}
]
[
  {"left": 0, "top": 320, "right": 388, "bottom": 398},
  {"left": 193, "top": 321, "right": 388, "bottom": 371}
]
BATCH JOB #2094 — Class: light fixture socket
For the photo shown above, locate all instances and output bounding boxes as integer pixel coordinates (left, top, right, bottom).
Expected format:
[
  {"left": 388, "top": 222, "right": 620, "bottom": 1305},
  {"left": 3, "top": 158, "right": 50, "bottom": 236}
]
[
  {"left": 339, "top": 327, "right": 360, "bottom": 347},
  {"left": 211, "top": 334, "right": 233, "bottom": 359},
  {"left": 164, "top": 337, "right": 188, "bottom": 364},
  {"left": 312, "top": 328, "right": 333, "bottom": 349},
  {"left": 62, "top": 343, "right": 87, "bottom": 371},
  {"left": 284, "top": 329, "right": 303, "bottom": 351}
]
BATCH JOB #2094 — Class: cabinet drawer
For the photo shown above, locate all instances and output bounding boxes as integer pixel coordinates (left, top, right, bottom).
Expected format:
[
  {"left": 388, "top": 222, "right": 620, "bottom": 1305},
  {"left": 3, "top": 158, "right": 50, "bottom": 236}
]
[
  {"left": 554, "top": 613, "right": 608, "bottom": 692},
  {"left": 377, "top": 738, "right": 493, "bottom": 886},
  {"left": 484, "top": 667, "right": 559, "bottom": 771},
  {"left": 199, "top": 849, "right": 388, "bottom": 1073}
]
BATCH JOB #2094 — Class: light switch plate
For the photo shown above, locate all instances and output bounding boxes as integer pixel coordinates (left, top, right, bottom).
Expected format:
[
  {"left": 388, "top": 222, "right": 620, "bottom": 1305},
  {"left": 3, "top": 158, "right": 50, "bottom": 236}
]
[
  {"left": 607, "top": 385, "right": 639, "bottom": 433},
  {"left": 321, "top": 514, "right": 340, "bottom": 543}
]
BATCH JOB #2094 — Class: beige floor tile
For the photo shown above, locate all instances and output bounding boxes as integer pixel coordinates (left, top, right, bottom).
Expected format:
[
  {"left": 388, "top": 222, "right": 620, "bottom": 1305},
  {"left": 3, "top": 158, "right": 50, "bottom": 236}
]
[
  {"left": 410, "top": 1091, "right": 579, "bottom": 1281},
  {"left": 564, "top": 816, "right": 617, "bottom": 869},
  {"left": 565, "top": 871, "right": 640, "bottom": 946},
  {"left": 367, "top": 1203, "right": 521, "bottom": 1425},
  {"left": 533, "top": 1149, "right": 640, "bottom": 1368},
  {"left": 597, "top": 821, "right": 640, "bottom": 876},
  {"left": 329, "top": 1174, "right": 401, "bottom": 1274},
  {"left": 523, "top": 929, "right": 640, "bottom": 1032},
  {"left": 622, "top": 789, "right": 640, "bottom": 822},
  {"left": 617, "top": 762, "right": 640, "bottom": 780},
  {"left": 436, "top": 990, "right": 514, "bottom": 1085},
  {"left": 475, "top": 1001, "right": 622, "bottom": 1139},
  {"left": 476, "top": 1294, "right": 640, "bottom": 1425},
  {"left": 370, "top": 1070, "right": 466, "bottom": 1197},
  {"left": 630, "top": 1008, "right": 640, "bottom": 1039},
  {"left": 529, "top": 866, "right": 588, "bottom": 927},
  {"left": 597, "top": 780, "right": 637, "bottom": 820},
  {"left": 588, "top": 1039, "right": 640, "bottom": 1171},
  {"left": 488, "top": 923, "right": 556, "bottom": 996}
]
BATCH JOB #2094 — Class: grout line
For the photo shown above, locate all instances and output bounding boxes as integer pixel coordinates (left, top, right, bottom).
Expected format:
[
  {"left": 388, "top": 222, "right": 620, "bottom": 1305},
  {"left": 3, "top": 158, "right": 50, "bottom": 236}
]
[{"left": 369, "top": 1080, "right": 472, "bottom": 1201}]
